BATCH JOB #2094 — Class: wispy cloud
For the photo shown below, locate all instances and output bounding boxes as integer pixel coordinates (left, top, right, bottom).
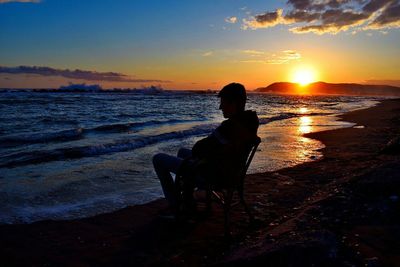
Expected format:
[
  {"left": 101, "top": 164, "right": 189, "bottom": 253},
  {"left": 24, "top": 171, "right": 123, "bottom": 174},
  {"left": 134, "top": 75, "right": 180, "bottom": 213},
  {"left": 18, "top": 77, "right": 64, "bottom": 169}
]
[
  {"left": 0, "top": 66, "right": 171, "bottom": 83},
  {"left": 240, "top": 60, "right": 267, "bottom": 64},
  {"left": 364, "top": 0, "right": 400, "bottom": 29},
  {"left": 225, "top": 16, "right": 237, "bottom": 24},
  {"left": 241, "top": 50, "right": 266, "bottom": 56},
  {"left": 202, "top": 51, "right": 213, "bottom": 57},
  {"left": 240, "top": 0, "right": 400, "bottom": 34},
  {"left": 0, "top": 0, "right": 41, "bottom": 3},
  {"left": 266, "top": 50, "right": 301, "bottom": 64},
  {"left": 240, "top": 49, "right": 301, "bottom": 64}
]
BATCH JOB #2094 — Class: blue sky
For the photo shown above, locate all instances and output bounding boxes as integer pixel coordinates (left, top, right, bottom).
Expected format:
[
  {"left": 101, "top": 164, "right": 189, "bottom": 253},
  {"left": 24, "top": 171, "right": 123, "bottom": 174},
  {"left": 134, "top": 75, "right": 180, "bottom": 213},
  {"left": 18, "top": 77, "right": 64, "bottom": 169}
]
[{"left": 1, "top": 0, "right": 399, "bottom": 89}]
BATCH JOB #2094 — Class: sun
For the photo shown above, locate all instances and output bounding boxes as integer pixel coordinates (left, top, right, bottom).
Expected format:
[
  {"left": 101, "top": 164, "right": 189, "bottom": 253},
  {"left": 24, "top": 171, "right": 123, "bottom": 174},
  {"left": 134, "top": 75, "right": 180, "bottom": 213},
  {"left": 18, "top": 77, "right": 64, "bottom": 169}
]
[{"left": 291, "top": 67, "right": 317, "bottom": 86}]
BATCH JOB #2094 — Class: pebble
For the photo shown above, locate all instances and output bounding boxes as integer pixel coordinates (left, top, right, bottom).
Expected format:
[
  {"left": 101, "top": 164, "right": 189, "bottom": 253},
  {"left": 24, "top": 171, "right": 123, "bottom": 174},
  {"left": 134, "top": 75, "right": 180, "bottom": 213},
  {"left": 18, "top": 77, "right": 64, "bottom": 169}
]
[{"left": 365, "top": 257, "right": 379, "bottom": 267}]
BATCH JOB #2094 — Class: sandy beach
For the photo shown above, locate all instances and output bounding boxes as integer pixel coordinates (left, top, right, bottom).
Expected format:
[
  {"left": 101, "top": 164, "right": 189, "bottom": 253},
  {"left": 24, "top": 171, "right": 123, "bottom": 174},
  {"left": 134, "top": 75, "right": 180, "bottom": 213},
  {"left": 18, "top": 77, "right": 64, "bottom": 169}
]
[{"left": 1, "top": 98, "right": 399, "bottom": 267}]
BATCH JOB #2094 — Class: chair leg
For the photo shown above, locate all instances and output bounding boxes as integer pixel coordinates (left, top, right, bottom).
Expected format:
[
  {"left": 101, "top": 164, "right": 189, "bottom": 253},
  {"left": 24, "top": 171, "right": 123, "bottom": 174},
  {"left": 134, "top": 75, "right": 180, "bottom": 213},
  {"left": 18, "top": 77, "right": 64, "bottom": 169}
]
[
  {"left": 206, "top": 186, "right": 212, "bottom": 214},
  {"left": 239, "top": 190, "right": 254, "bottom": 223},
  {"left": 174, "top": 176, "right": 183, "bottom": 219},
  {"left": 223, "top": 190, "right": 233, "bottom": 238}
]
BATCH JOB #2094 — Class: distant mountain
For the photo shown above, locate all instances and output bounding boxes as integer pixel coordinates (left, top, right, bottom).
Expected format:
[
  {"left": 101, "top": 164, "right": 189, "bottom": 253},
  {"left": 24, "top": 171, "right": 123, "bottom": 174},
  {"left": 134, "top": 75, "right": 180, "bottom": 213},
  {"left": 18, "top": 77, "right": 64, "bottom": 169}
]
[{"left": 255, "top": 82, "right": 400, "bottom": 96}]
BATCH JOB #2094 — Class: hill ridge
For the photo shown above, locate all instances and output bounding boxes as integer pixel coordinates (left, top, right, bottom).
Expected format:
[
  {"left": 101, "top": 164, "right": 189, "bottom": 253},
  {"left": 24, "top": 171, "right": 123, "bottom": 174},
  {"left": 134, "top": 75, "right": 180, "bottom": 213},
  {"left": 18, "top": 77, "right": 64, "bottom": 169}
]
[{"left": 255, "top": 82, "right": 400, "bottom": 96}]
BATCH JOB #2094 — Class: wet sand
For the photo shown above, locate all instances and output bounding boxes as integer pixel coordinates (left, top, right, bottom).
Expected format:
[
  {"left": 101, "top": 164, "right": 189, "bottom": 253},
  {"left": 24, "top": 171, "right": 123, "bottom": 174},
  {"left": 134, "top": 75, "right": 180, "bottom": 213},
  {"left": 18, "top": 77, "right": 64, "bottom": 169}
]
[{"left": 1, "top": 98, "right": 399, "bottom": 267}]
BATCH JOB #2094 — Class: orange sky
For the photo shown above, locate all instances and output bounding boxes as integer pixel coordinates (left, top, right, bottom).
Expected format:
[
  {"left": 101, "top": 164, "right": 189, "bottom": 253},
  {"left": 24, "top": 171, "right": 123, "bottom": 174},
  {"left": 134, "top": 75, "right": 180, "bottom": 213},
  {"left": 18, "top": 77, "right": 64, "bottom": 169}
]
[{"left": 1, "top": 0, "right": 399, "bottom": 90}]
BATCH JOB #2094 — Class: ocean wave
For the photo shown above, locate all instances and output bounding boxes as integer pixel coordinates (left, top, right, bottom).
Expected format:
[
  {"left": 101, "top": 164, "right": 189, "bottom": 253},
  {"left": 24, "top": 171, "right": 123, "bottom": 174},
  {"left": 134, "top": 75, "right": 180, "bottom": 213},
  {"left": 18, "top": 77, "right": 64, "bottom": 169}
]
[
  {"left": 0, "top": 124, "right": 216, "bottom": 168},
  {"left": 0, "top": 112, "right": 335, "bottom": 168},
  {"left": 0, "top": 119, "right": 198, "bottom": 148},
  {"left": 0, "top": 128, "right": 84, "bottom": 148},
  {"left": 0, "top": 194, "right": 127, "bottom": 224},
  {"left": 259, "top": 113, "right": 297, "bottom": 125},
  {"left": 0, "top": 187, "right": 164, "bottom": 224},
  {"left": 90, "top": 118, "right": 193, "bottom": 133},
  {"left": 39, "top": 117, "right": 79, "bottom": 125},
  {"left": 91, "top": 123, "right": 132, "bottom": 132},
  {"left": 258, "top": 112, "right": 332, "bottom": 125}
]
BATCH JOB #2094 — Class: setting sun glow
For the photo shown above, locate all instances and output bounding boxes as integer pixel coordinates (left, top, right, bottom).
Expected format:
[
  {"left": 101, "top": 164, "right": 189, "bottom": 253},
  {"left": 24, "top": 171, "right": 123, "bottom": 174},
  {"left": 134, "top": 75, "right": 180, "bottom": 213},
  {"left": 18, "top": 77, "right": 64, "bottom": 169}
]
[{"left": 292, "top": 68, "right": 317, "bottom": 86}]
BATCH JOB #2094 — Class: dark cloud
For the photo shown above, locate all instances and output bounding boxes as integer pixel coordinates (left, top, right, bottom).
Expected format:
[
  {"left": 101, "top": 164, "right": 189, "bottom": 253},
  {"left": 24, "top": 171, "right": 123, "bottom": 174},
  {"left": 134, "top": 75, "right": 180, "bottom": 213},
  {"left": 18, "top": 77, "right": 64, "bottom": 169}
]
[
  {"left": 242, "top": 0, "right": 400, "bottom": 34},
  {"left": 326, "top": 0, "right": 352, "bottom": 8},
  {"left": 285, "top": 10, "right": 321, "bottom": 23},
  {"left": 291, "top": 9, "right": 369, "bottom": 33},
  {"left": 368, "top": 1, "right": 400, "bottom": 28},
  {"left": 362, "top": 0, "right": 393, "bottom": 13},
  {"left": 287, "top": 0, "right": 313, "bottom": 10},
  {"left": 243, "top": 9, "right": 284, "bottom": 29},
  {"left": 321, "top": 9, "right": 369, "bottom": 26},
  {"left": 286, "top": 0, "right": 352, "bottom": 11},
  {"left": 291, "top": 24, "right": 332, "bottom": 34},
  {"left": 0, "top": 66, "right": 171, "bottom": 83},
  {"left": 255, "top": 10, "right": 280, "bottom": 23}
]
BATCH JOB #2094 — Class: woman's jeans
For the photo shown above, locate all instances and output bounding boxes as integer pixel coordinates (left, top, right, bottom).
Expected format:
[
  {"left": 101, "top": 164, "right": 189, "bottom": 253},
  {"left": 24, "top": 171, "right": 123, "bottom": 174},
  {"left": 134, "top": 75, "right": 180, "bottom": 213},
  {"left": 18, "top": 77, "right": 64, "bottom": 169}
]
[{"left": 152, "top": 148, "right": 192, "bottom": 207}]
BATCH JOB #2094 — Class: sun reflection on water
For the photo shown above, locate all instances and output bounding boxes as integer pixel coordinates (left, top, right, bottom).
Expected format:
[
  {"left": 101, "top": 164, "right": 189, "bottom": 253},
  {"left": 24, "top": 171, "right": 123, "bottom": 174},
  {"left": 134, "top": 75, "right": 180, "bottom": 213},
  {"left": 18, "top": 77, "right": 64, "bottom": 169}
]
[
  {"left": 299, "top": 107, "right": 308, "bottom": 114},
  {"left": 298, "top": 116, "right": 312, "bottom": 134}
]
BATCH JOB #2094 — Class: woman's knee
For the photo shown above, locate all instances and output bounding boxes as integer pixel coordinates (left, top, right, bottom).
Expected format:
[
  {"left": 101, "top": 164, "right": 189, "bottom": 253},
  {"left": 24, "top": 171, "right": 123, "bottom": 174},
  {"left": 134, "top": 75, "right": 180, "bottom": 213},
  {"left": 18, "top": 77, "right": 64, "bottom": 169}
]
[
  {"left": 177, "top": 148, "right": 192, "bottom": 158},
  {"left": 153, "top": 153, "right": 165, "bottom": 167},
  {"left": 153, "top": 153, "right": 183, "bottom": 174}
]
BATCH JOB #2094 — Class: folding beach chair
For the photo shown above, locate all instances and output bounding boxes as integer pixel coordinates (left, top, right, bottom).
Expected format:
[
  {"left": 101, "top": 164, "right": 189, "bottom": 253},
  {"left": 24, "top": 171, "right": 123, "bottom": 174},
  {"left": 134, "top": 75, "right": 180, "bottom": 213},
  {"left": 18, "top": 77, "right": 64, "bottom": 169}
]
[
  {"left": 176, "top": 136, "right": 261, "bottom": 237},
  {"left": 205, "top": 136, "right": 261, "bottom": 237}
]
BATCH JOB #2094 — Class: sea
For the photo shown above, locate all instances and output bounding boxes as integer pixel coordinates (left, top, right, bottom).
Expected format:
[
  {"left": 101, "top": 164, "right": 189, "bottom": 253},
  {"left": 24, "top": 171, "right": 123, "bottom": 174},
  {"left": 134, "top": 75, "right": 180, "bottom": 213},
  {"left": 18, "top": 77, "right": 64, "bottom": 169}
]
[{"left": 0, "top": 90, "right": 383, "bottom": 224}]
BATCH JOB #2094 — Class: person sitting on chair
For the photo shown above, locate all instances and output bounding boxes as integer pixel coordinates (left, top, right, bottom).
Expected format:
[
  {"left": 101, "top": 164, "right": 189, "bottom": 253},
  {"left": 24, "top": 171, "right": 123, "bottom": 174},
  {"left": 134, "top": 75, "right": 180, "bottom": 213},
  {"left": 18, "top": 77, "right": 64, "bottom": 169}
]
[{"left": 153, "top": 82, "right": 259, "bottom": 215}]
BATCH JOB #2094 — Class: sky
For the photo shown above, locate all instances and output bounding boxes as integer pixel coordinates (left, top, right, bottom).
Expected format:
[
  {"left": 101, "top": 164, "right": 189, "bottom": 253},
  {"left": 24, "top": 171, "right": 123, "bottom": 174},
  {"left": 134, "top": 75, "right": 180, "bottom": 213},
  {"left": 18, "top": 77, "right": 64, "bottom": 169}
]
[{"left": 0, "top": 0, "right": 399, "bottom": 90}]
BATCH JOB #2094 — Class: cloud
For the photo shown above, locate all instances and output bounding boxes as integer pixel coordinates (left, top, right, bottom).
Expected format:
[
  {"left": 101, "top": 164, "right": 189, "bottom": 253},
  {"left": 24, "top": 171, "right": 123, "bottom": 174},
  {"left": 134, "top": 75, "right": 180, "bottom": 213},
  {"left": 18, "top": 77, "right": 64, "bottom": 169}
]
[
  {"left": 288, "top": 0, "right": 355, "bottom": 11},
  {"left": 241, "top": 50, "right": 265, "bottom": 56},
  {"left": 0, "top": 66, "right": 171, "bottom": 83},
  {"left": 225, "top": 16, "right": 238, "bottom": 24},
  {"left": 242, "top": 9, "right": 285, "bottom": 29},
  {"left": 285, "top": 10, "right": 321, "bottom": 23},
  {"left": 282, "top": 50, "right": 302, "bottom": 59},
  {"left": 365, "top": 1, "right": 400, "bottom": 29},
  {"left": 240, "top": 50, "right": 301, "bottom": 64},
  {"left": 266, "top": 50, "right": 301, "bottom": 64},
  {"left": 240, "top": 0, "right": 400, "bottom": 34},
  {"left": 291, "top": 8, "right": 370, "bottom": 34},
  {"left": 240, "top": 60, "right": 268, "bottom": 64},
  {"left": 362, "top": 0, "right": 393, "bottom": 13},
  {"left": 202, "top": 51, "right": 213, "bottom": 57},
  {"left": 0, "top": 0, "right": 40, "bottom": 3}
]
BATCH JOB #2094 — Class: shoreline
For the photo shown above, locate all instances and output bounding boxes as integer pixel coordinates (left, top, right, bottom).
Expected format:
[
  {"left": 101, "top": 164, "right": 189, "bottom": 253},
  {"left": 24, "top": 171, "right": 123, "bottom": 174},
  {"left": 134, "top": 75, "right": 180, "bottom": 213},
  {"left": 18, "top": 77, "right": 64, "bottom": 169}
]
[{"left": 1, "top": 98, "right": 399, "bottom": 266}]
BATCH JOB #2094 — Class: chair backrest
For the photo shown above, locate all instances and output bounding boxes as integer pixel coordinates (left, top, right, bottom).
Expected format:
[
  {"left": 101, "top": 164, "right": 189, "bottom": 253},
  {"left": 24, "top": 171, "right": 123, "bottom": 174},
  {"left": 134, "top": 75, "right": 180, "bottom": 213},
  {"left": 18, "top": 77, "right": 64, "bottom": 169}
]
[
  {"left": 237, "top": 136, "right": 261, "bottom": 190},
  {"left": 243, "top": 136, "right": 261, "bottom": 175},
  {"left": 194, "top": 136, "right": 261, "bottom": 191}
]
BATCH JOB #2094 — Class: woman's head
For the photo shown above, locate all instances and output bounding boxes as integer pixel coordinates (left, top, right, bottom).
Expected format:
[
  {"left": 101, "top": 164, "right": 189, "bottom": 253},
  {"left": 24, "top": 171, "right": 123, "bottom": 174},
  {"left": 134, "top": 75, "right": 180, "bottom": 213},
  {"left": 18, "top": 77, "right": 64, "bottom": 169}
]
[{"left": 218, "top": 83, "right": 247, "bottom": 118}]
